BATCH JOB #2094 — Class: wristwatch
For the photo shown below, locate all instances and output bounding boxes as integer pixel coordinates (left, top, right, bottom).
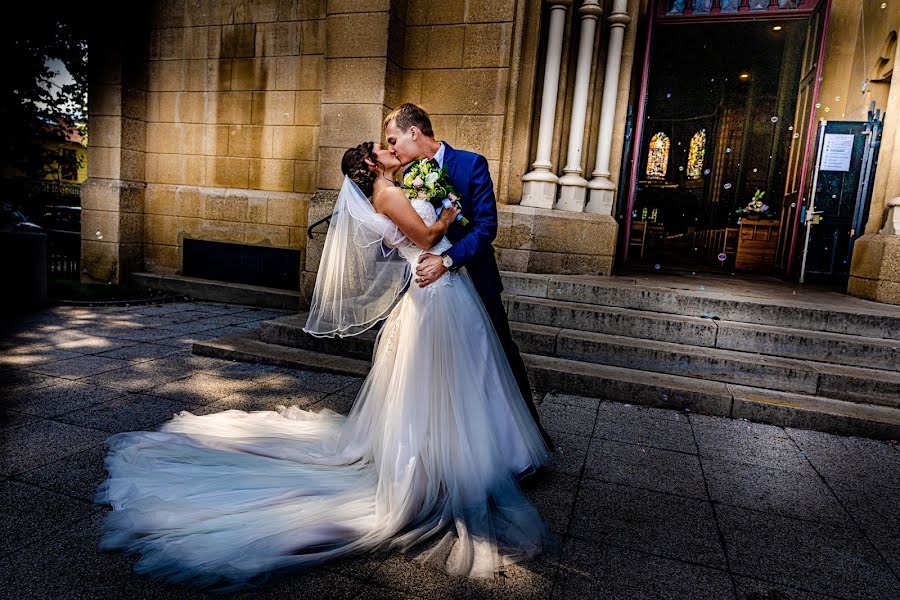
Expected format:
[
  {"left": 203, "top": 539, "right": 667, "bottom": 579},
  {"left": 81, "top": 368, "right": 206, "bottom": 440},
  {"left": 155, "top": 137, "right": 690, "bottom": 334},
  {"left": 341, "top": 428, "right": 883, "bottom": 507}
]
[{"left": 441, "top": 253, "right": 454, "bottom": 270}]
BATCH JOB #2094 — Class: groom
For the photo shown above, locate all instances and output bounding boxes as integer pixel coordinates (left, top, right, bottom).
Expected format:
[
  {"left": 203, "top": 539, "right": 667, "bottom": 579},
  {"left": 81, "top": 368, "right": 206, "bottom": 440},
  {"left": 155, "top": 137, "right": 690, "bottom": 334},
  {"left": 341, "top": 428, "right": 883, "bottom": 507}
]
[{"left": 384, "top": 103, "right": 555, "bottom": 453}]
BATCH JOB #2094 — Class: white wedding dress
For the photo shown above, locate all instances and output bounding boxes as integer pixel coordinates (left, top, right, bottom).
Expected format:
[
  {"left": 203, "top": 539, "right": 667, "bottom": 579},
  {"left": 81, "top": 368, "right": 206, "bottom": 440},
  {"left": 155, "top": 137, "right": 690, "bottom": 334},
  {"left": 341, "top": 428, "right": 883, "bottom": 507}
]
[{"left": 95, "top": 194, "right": 552, "bottom": 592}]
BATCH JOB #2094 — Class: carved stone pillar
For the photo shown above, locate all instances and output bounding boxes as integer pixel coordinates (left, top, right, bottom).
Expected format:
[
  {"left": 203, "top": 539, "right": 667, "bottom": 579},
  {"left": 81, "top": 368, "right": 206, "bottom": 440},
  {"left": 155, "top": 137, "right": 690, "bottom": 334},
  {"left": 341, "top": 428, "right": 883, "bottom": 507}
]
[{"left": 521, "top": 0, "right": 571, "bottom": 209}]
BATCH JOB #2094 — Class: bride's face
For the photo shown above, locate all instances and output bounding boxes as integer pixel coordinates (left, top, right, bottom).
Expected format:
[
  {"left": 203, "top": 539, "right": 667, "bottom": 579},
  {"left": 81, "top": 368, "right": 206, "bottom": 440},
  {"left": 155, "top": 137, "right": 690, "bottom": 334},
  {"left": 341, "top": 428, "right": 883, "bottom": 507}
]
[{"left": 371, "top": 143, "right": 401, "bottom": 172}]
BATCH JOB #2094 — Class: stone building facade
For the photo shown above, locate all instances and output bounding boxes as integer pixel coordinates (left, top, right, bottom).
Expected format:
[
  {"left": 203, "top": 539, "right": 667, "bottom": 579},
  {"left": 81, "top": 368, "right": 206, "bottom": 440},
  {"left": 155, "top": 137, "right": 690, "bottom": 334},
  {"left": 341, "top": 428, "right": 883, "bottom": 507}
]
[{"left": 82, "top": 0, "right": 900, "bottom": 305}]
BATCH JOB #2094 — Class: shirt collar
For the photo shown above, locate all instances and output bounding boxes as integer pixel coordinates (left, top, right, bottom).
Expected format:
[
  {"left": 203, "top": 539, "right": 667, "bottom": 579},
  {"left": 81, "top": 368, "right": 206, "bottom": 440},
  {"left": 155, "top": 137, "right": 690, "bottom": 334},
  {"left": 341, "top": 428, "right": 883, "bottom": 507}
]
[{"left": 432, "top": 142, "right": 445, "bottom": 169}]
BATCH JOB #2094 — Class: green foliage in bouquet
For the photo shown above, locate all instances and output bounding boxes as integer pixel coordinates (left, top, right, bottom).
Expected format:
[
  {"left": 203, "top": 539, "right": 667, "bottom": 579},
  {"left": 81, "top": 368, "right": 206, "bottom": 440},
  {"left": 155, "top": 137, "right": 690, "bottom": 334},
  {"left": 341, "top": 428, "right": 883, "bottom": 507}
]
[{"left": 735, "top": 189, "right": 776, "bottom": 219}]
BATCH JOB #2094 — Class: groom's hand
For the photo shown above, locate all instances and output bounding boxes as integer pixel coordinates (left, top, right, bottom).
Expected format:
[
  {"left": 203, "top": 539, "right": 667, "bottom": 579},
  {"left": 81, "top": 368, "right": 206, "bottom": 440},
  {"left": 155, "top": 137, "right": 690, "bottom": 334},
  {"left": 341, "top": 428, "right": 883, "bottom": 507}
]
[{"left": 415, "top": 254, "right": 447, "bottom": 287}]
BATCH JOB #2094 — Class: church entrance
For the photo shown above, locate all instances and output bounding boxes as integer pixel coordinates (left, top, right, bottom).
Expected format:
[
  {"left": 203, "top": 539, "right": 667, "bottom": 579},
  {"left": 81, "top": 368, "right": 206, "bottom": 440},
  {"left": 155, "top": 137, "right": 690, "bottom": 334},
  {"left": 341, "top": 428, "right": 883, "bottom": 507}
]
[{"left": 619, "top": 0, "right": 837, "bottom": 283}]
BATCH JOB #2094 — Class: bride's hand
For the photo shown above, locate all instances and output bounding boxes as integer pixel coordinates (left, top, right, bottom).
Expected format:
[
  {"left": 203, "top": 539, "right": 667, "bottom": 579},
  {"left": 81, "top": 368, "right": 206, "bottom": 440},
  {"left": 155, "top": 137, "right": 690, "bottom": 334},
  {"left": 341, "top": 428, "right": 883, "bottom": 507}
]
[{"left": 438, "top": 204, "right": 461, "bottom": 229}]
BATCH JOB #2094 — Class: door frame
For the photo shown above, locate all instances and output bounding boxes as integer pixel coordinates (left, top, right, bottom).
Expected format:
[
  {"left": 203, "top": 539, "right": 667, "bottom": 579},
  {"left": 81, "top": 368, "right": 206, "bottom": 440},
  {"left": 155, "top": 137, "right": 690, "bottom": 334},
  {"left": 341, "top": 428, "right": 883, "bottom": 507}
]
[{"left": 619, "top": 0, "right": 830, "bottom": 271}]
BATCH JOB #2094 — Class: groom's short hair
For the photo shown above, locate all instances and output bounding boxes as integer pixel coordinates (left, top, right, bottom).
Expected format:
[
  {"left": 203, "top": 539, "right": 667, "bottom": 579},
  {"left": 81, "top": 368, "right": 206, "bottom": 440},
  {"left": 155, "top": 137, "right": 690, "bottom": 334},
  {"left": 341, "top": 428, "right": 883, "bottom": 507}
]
[{"left": 383, "top": 103, "right": 434, "bottom": 138}]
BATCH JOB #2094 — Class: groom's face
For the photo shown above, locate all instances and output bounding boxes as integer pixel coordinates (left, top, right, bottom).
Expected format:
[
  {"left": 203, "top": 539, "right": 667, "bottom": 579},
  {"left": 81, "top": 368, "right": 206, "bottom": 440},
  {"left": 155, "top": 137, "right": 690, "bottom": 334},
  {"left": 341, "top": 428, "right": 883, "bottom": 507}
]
[{"left": 384, "top": 120, "right": 419, "bottom": 167}]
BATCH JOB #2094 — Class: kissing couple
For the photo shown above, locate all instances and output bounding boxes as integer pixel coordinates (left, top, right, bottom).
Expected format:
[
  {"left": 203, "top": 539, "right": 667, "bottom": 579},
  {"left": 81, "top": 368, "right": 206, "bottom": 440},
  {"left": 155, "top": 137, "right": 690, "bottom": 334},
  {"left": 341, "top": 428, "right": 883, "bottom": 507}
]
[{"left": 94, "top": 103, "right": 557, "bottom": 592}]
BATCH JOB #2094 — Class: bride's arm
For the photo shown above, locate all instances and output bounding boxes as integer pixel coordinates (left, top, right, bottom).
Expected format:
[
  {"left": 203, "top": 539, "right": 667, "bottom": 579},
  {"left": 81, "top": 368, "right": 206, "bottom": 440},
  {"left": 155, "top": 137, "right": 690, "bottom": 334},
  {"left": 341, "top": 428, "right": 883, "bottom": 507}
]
[{"left": 377, "top": 188, "right": 458, "bottom": 249}]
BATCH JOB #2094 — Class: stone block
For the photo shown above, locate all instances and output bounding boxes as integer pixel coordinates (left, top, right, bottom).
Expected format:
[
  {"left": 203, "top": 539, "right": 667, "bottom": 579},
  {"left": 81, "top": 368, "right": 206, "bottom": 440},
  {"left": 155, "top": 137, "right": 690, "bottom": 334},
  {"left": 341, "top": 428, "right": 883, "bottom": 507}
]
[
  {"left": 400, "top": 70, "right": 423, "bottom": 104},
  {"left": 404, "top": 25, "right": 464, "bottom": 69},
  {"left": 144, "top": 243, "right": 181, "bottom": 273},
  {"left": 183, "top": 26, "right": 209, "bottom": 59},
  {"left": 144, "top": 184, "right": 177, "bottom": 216},
  {"left": 320, "top": 103, "right": 383, "bottom": 149},
  {"left": 221, "top": 23, "right": 256, "bottom": 58},
  {"left": 251, "top": 90, "right": 296, "bottom": 125},
  {"left": 158, "top": 27, "right": 185, "bottom": 60},
  {"left": 294, "top": 160, "right": 318, "bottom": 193},
  {"left": 326, "top": 12, "right": 389, "bottom": 59},
  {"left": 302, "top": 19, "right": 325, "bottom": 55},
  {"left": 266, "top": 196, "right": 306, "bottom": 226},
  {"left": 150, "top": 59, "right": 186, "bottom": 92},
  {"left": 464, "top": 0, "right": 514, "bottom": 22},
  {"left": 80, "top": 240, "right": 119, "bottom": 283},
  {"left": 228, "top": 124, "right": 273, "bottom": 158},
  {"left": 406, "top": 0, "right": 464, "bottom": 25},
  {"left": 384, "top": 59, "right": 402, "bottom": 108},
  {"left": 212, "top": 91, "right": 253, "bottom": 125},
  {"left": 207, "top": 157, "right": 251, "bottom": 189},
  {"left": 294, "top": 91, "right": 321, "bottom": 126},
  {"left": 207, "top": 57, "right": 233, "bottom": 91},
  {"left": 456, "top": 115, "right": 503, "bottom": 160},
  {"left": 231, "top": 58, "right": 269, "bottom": 91},
  {"left": 184, "top": 59, "right": 211, "bottom": 92},
  {"left": 175, "top": 186, "right": 202, "bottom": 217},
  {"left": 326, "top": 0, "right": 391, "bottom": 12},
  {"left": 176, "top": 92, "right": 206, "bottom": 123},
  {"left": 255, "top": 21, "right": 301, "bottom": 57},
  {"left": 143, "top": 214, "right": 178, "bottom": 246},
  {"left": 202, "top": 191, "right": 250, "bottom": 222},
  {"left": 233, "top": 0, "right": 279, "bottom": 24},
  {"left": 89, "top": 83, "right": 121, "bottom": 117},
  {"left": 463, "top": 22, "right": 513, "bottom": 68},
  {"left": 316, "top": 147, "right": 346, "bottom": 191},
  {"left": 250, "top": 159, "right": 296, "bottom": 192},
  {"left": 87, "top": 146, "right": 121, "bottom": 180},
  {"left": 89, "top": 116, "right": 122, "bottom": 148},
  {"left": 244, "top": 224, "right": 291, "bottom": 246},
  {"left": 288, "top": 225, "right": 307, "bottom": 249},
  {"left": 420, "top": 67, "right": 508, "bottom": 115},
  {"left": 273, "top": 125, "right": 318, "bottom": 160},
  {"left": 322, "top": 58, "right": 386, "bottom": 104},
  {"left": 199, "top": 219, "right": 247, "bottom": 243},
  {"left": 204, "top": 124, "right": 231, "bottom": 156},
  {"left": 183, "top": 153, "right": 207, "bottom": 186},
  {"left": 250, "top": 194, "right": 268, "bottom": 223}
]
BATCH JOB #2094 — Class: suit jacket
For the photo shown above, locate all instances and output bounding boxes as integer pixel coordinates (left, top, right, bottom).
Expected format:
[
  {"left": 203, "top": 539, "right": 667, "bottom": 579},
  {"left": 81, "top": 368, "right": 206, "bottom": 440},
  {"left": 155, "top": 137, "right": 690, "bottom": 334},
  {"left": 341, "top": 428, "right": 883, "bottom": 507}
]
[{"left": 438, "top": 142, "right": 504, "bottom": 302}]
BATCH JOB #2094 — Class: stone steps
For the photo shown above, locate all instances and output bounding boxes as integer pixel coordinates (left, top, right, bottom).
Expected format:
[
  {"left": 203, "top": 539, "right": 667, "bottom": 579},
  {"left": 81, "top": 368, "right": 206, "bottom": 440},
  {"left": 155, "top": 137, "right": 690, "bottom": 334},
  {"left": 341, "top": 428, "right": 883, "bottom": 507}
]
[
  {"left": 131, "top": 272, "right": 301, "bottom": 311},
  {"left": 501, "top": 271, "right": 900, "bottom": 341},
  {"left": 192, "top": 328, "right": 900, "bottom": 440},
  {"left": 259, "top": 314, "right": 900, "bottom": 409},
  {"left": 505, "top": 294, "right": 900, "bottom": 372}
]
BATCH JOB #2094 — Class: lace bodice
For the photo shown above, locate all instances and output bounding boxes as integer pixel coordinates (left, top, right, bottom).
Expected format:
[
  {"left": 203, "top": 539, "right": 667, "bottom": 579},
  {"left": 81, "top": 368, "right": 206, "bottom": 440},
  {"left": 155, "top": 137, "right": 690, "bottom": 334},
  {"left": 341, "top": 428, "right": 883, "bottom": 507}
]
[{"left": 399, "top": 199, "right": 452, "bottom": 260}]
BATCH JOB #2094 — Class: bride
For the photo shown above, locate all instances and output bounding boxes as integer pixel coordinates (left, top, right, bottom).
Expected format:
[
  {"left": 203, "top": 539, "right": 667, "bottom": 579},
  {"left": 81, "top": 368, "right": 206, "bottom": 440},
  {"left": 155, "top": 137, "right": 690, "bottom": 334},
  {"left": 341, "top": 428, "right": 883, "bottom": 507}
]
[{"left": 95, "top": 141, "right": 552, "bottom": 592}]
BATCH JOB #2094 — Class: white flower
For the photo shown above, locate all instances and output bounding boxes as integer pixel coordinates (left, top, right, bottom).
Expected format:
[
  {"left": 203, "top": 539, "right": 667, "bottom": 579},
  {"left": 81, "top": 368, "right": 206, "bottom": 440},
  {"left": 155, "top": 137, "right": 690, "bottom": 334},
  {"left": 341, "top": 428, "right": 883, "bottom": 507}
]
[
  {"left": 424, "top": 171, "right": 439, "bottom": 185},
  {"left": 412, "top": 176, "right": 423, "bottom": 188}
]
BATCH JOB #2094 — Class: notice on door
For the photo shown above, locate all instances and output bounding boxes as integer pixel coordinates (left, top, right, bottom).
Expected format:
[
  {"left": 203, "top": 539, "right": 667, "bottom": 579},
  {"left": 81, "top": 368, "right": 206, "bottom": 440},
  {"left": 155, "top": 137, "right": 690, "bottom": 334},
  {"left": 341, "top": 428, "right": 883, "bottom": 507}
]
[{"left": 820, "top": 133, "right": 854, "bottom": 172}]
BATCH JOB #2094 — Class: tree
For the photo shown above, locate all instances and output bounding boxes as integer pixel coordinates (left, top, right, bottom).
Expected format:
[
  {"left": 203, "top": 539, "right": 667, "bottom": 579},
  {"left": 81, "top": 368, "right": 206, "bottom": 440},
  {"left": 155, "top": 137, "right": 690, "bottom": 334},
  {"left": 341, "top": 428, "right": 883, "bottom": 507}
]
[{"left": 2, "top": 4, "right": 88, "bottom": 182}]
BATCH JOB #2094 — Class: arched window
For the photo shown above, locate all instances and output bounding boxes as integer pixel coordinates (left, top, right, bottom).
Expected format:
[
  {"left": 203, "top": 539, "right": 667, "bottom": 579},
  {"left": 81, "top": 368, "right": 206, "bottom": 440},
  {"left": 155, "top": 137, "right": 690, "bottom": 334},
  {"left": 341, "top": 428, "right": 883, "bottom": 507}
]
[
  {"left": 646, "top": 132, "right": 670, "bottom": 180},
  {"left": 686, "top": 129, "right": 706, "bottom": 179}
]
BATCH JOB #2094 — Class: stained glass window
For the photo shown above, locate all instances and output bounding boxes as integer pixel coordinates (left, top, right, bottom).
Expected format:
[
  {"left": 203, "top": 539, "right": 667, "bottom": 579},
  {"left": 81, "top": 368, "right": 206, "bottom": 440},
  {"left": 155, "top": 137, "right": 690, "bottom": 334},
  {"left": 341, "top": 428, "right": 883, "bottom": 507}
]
[
  {"left": 686, "top": 129, "right": 706, "bottom": 179},
  {"left": 646, "top": 132, "right": 670, "bottom": 180}
]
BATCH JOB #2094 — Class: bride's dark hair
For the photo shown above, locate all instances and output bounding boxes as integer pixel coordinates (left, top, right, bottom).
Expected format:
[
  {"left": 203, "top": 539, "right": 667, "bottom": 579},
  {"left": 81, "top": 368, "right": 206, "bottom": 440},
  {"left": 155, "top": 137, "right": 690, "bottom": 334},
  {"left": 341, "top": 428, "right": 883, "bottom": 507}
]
[{"left": 341, "top": 141, "right": 378, "bottom": 197}]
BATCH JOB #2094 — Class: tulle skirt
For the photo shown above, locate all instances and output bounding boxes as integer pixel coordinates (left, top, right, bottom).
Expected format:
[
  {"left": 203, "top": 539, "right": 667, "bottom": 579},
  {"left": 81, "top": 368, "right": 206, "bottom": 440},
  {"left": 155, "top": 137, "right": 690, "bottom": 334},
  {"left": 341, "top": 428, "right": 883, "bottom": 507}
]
[{"left": 95, "top": 268, "right": 552, "bottom": 592}]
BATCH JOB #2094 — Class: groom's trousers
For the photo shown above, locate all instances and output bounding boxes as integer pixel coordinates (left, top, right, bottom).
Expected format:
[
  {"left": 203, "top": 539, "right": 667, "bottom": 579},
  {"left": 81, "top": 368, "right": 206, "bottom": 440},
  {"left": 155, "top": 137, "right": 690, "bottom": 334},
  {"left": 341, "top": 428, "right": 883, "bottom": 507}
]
[{"left": 478, "top": 290, "right": 556, "bottom": 453}]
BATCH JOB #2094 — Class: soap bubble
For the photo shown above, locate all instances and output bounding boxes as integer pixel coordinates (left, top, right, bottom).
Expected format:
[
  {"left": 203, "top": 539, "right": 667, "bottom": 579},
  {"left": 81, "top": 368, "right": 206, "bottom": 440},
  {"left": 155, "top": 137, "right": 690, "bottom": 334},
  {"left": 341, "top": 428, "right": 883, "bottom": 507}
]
[
  {"left": 771, "top": 116, "right": 778, "bottom": 123},
  {"left": 725, "top": 147, "right": 732, "bottom": 153},
  {"left": 703, "top": 168, "right": 710, "bottom": 175},
  {"left": 824, "top": 107, "right": 830, "bottom": 112},
  {"left": 793, "top": 133, "right": 800, "bottom": 138},
  {"left": 752, "top": 168, "right": 758, "bottom": 173},
  {"left": 666, "top": 92, "right": 672, "bottom": 98},
  {"left": 834, "top": 96, "right": 840, "bottom": 101},
  {"left": 678, "top": 166, "right": 684, "bottom": 171},
  {"left": 95, "top": 231, "right": 103, "bottom": 240},
  {"left": 717, "top": 253, "right": 727, "bottom": 262},
  {"left": 723, "top": 183, "right": 732, "bottom": 189},
  {"left": 815, "top": 102, "right": 821, "bottom": 108},
  {"left": 654, "top": 263, "right": 661, "bottom": 270}
]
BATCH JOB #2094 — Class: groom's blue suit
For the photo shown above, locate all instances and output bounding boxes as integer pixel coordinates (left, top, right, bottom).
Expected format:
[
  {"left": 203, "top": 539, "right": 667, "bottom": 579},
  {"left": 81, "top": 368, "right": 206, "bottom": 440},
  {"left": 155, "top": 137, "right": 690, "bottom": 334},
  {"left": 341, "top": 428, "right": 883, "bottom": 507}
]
[{"left": 436, "top": 143, "right": 554, "bottom": 452}]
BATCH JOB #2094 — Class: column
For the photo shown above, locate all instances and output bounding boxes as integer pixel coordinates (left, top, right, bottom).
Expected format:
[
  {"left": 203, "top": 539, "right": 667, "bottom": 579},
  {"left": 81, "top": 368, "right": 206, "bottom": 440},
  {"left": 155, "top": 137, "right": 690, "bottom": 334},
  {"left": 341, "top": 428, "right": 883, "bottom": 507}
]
[
  {"left": 585, "top": 0, "right": 631, "bottom": 215},
  {"left": 521, "top": 0, "right": 571, "bottom": 209},
  {"left": 556, "top": 0, "right": 603, "bottom": 212}
]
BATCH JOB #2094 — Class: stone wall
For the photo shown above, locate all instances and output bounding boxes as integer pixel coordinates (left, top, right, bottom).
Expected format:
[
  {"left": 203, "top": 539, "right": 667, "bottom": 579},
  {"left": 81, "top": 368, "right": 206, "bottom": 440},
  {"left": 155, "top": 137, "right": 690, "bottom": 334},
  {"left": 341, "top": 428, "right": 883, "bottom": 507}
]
[{"left": 140, "top": 0, "right": 323, "bottom": 273}]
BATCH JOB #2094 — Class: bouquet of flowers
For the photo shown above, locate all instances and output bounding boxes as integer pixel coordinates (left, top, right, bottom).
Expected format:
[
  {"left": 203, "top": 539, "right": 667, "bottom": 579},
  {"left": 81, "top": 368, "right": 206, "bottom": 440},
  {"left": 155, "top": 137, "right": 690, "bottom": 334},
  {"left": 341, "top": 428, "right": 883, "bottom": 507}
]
[
  {"left": 735, "top": 189, "right": 775, "bottom": 219},
  {"left": 401, "top": 158, "right": 469, "bottom": 227}
]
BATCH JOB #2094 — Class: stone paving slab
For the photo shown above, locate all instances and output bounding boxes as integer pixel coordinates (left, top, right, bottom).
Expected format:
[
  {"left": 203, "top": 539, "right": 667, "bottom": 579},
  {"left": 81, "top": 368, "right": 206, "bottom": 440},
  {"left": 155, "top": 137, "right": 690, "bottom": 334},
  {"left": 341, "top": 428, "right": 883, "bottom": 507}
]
[{"left": 1, "top": 301, "right": 899, "bottom": 598}]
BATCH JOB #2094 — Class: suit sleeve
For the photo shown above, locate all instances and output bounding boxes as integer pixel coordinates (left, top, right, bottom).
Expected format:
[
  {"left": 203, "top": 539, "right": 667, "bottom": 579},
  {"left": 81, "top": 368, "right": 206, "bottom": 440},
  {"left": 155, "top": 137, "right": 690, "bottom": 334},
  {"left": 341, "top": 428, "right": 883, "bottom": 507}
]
[{"left": 444, "top": 155, "right": 497, "bottom": 270}]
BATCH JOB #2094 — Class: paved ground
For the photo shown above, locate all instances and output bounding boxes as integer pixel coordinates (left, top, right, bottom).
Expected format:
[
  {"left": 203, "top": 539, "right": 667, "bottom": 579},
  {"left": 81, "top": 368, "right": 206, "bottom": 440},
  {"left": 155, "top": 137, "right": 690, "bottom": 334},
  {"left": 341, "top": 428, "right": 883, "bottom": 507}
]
[{"left": 1, "top": 301, "right": 898, "bottom": 599}]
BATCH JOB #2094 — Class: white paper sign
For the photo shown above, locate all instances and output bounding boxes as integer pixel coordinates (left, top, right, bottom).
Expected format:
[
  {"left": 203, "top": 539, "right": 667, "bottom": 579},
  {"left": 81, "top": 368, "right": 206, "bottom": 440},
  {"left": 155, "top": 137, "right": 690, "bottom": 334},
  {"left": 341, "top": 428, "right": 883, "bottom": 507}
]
[{"left": 820, "top": 133, "right": 854, "bottom": 172}]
